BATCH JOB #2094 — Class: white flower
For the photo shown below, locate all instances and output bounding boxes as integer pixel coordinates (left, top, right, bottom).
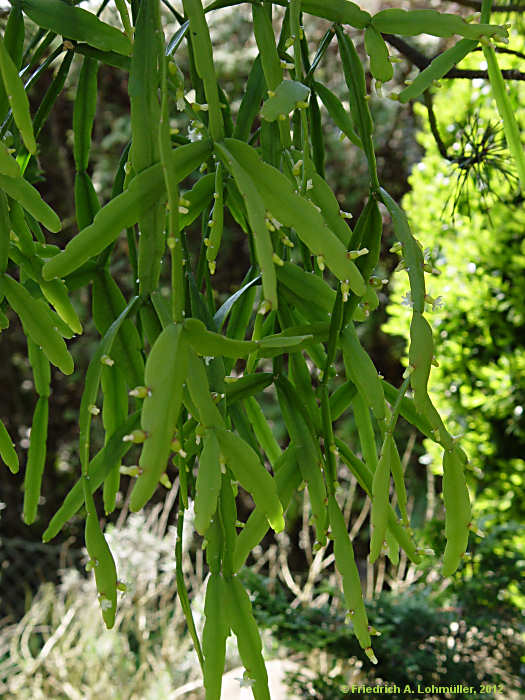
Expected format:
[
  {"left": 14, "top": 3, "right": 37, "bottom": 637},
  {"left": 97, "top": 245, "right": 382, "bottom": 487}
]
[
  {"left": 235, "top": 676, "right": 255, "bottom": 688},
  {"left": 99, "top": 597, "right": 112, "bottom": 611},
  {"left": 401, "top": 291, "right": 413, "bottom": 308},
  {"left": 188, "top": 122, "right": 203, "bottom": 142}
]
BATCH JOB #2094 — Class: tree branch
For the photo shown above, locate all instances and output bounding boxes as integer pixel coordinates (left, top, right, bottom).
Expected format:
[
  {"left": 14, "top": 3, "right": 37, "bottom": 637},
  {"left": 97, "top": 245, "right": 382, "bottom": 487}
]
[
  {"left": 448, "top": 67, "right": 525, "bottom": 79},
  {"left": 445, "top": 0, "right": 525, "bottom": 11},
  {"left": 423, "top": 91, "right": 451, "bottom": 159},
  {"left": 384, "top": 34, "right": 525, "bottom": 82},
  {"left": 473, "top": 45, "right": 525, "bottom": 61},
  {"left": 384, "top": 34, "right": 429, "bottom": 70}
]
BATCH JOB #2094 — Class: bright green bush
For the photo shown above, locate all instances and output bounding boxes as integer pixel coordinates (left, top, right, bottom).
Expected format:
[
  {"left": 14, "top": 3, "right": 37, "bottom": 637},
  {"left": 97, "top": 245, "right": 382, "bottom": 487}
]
[{"left": 384, "top": 46, "right": 525, "bottom": 524}]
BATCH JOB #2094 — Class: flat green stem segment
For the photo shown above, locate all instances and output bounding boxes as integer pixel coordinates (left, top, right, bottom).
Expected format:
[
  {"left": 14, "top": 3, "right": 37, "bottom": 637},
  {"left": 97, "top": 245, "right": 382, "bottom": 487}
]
[
  {"left": 203, "top": 573, "right": 229, "bottom": 699},
  {"left": 313, "top": 80, "right": 362, "bottom": 150},
  {"left": 341, "top": 324, "right": 385, "bottom": 423},
  {"left": 369, "top": 435, "right": 392, "bottom": 563},
  {"left": 335, "top": 27, "right": 378, "bottom": 190},
  {"left": 0, "top": 419, "right": 19, "bottom": 474},
  {"left": 0, "top": 34, "right": 36, "bottom": 153},
  {"left": 79, "top": 296, "right": 141, "bottom": 473},
  {"left": 214, "top": 142, "right": 277, "bottom": 308},
  {"left": 175, "top": 507, "right": 205, "bottom": 669},
  {"left": 114, "top": 0, "right": 132, "bottom": 38},
  {"left": 0, "top": 173, "right": 60, "bottom": 232},
  {"left": 224, "top": 576, "right": 271, "bottom": 700},
  {"left": 233, "top": 447, "right": 299, "bottom": 573},
  {"left": 42, "top": 140, "right": 212, "bottom": 280},
  {"left": 442, "top": 448, "right": 471, "bottom": 576},
  {"left": 379, "top": 187, "right": 425, "bottom": 312},
  {"left": 207, "top": 0, "right": 371, "bottom": 28},
  {"left": 130, "top": 0, "right": 164, "bottom": 296},
  {"left": 371, "top": 9, "right": 507, "bottom": 40},
  {"left": 194, "top": 430, "right": 221, "bottom": 535},
  {"left": 334, "top": 437, "right": 420, "bottom": 564},
  {"left": 23, "top": 396, "right": 49, "bottom": 524},
  {"left": 328, "top": 494, "right": 372, "bottom": 652},
  {"left": 0, "top": 142, "right": 20, "bottom": 177},
  {"left": 159, "top": 40, "right": 184, "bottom": 321},
  {"left": 252, "top": 3, "right": 282, "bottom": 93},
  {"left": 399, "top": 39, "right": 477, "bottom": 104},
  {"left": 131, "top": 323, "right": 189, "bottom": 512},
  {"left": 216, "top": 427, "right": 285, "bottom": 533},
  {"left": 0, "top": 273, "right": 73, "bottom": 374},
  {"left": 14, "top": 0, "right": 132, "bottom": 55},
  {"left": 364, "top": 26, "right": 393, "bottom": 83},
  {"left": 222, "top": 138, "right": 366, "bottom": 295},
  {"left": 42, "top": 412, "right": 140, "bottom": 542},
  {"left": 84, "top": 503, "right": 117, "bottom": 628},
  {"left": 261, "top": 80, "right": 310, "bottom": 122},
  {"left": 483, "top": 43, "right": 525, "bottom": 189},
  {"left": 184, "top": 317, "right": 257, "bottom": 357},
  {"left": 276, "top": 376, "right": 328, "bottom": 545},
  {"left": 182, "top": 0, "right": 224, "bottom": 140}
]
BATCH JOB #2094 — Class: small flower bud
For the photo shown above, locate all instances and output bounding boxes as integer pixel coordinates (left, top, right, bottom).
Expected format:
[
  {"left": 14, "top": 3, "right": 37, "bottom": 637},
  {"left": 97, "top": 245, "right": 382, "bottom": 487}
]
[
  {"left": 292, "top": 159, "right": 303, "bottom": 176},
  {"left": 159, "top": 473, "right": 172, "bottom": 488},
  {"left": 347, "top": 248, "right": 369, "bottom": 260},
  {"left": 258, "top": 299, "right": 272, "bottom": 315},
  {"left": 129, "top": 386, "right": 150, "bottom": 399},
  {"left": 122, "top": 429, "right": 148, "bottom": 444},
  {"left": 365, "top": 647, "right": 378, "bottom": 664},
  {"left": 119, "top": 465, "right": 142, "bottom": 477}
]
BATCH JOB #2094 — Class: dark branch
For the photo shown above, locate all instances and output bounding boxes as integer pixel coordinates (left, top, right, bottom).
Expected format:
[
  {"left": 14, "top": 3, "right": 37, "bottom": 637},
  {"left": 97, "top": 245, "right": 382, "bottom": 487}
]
[
  {"left": 384, "top": 34, "right": 525, "bottom": 82},
  {"left": 423, "top": 91, "right": 451, "bottom": 160},
  {"left": 474, "top": 45, "right": 525, "bottom": 61},
  {"left": 449, "top": 67, "right": 525, "bottom": 79},
  {"left": 384, "top": 34, "right": 429, "bottom": 70},
  {"left": 446, "top": 0, "right": 525, "bottom": 11}
]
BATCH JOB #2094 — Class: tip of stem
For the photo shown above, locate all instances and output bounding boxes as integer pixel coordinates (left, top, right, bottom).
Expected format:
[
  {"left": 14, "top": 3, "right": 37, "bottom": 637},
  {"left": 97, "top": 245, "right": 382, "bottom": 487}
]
[{"left": 365, "top": 647, "right": 378, "bottom": 664}]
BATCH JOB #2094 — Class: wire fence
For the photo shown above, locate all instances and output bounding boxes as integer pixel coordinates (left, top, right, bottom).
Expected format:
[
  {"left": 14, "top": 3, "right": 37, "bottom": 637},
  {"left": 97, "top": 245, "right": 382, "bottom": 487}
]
[{"left": 0, "top": 536, "right": 85, "bottom": 624}]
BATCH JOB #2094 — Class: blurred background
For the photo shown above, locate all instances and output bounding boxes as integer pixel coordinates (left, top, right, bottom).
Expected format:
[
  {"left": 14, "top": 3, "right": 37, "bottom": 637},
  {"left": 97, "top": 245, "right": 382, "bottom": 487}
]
[{"left": 0, "top": 1, "right": 523, "bottom": 697}]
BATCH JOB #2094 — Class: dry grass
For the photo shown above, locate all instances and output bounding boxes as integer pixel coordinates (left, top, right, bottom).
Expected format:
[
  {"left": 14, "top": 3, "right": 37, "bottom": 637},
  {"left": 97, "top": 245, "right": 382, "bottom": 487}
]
[{"left": 0, "top": 435, "right": 427, "bottom": 699}]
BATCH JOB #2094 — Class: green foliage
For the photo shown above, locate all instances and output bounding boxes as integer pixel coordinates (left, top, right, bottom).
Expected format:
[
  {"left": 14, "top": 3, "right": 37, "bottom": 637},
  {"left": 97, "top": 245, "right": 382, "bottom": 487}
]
[
  {"left": 384, "top": 46, "right": 525, "bottom": 524},
  {"left": 441, "top": 520, "right": 525, "bottom": 615},
  {"left": 242, "top": 568, "right": 525, "bottom": 698}
]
